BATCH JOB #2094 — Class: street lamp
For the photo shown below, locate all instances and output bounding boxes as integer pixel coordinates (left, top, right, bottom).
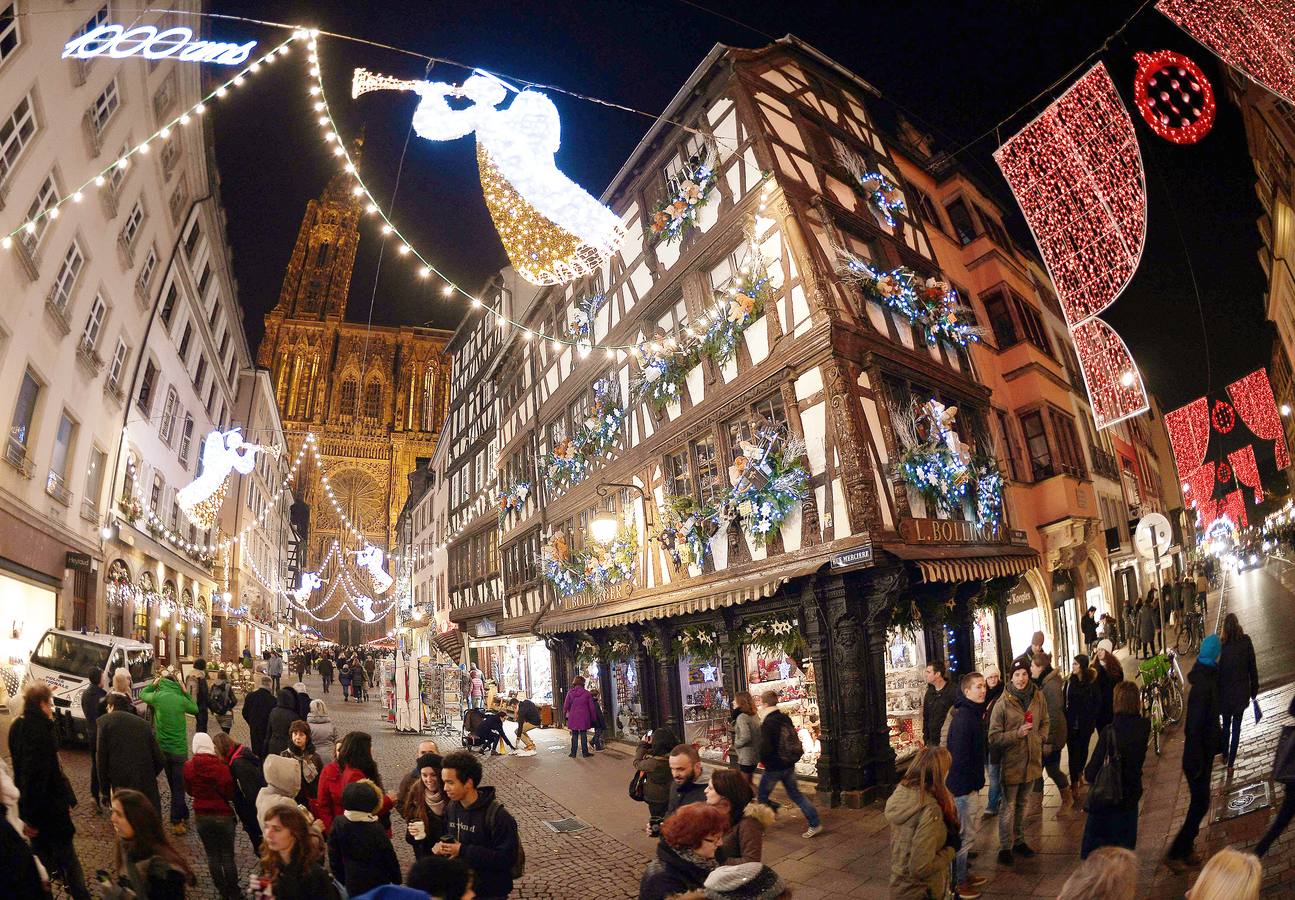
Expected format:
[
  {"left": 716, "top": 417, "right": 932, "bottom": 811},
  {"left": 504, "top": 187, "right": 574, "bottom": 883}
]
[
  {"left": 1282, "top": 404, "right": 1291, "bottom": 417},
  {"left": 590, "top": 482, "right": 648, "bottom": 543}
]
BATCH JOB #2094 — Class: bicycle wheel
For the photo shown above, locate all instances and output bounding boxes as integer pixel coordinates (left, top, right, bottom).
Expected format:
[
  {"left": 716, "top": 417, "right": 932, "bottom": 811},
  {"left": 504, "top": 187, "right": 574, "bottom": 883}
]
[
  {"left": 1176, "top": 626, "right": 1192, "bottom": 654},
  {"left": 1163, "top": 678, "right": 1184, "bottom": 724}
]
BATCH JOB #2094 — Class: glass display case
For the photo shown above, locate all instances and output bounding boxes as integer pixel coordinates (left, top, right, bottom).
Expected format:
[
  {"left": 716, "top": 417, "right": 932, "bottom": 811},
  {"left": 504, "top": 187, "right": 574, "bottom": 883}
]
[
  {"left": 742, "top": 646, "right": 820, "bottom": 777},
  {"left": 884, "top": 627, "right": 927, "bottom": 762},
  {"left": 677, "top": 655, "right": 731, "bottom": 762},
  {"left": 971, "top": 607, "right": 1001, "bottom": 675},
  {"left": 609, "top": 656, "right": 648, "bottom": 739}
]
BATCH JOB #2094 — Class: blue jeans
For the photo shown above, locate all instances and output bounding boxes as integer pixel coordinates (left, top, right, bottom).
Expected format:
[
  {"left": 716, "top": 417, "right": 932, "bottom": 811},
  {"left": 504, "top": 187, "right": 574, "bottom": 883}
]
[
  {"left": 164, "top": 753, "right": 189, "bottom": 824},
  {"left": 987, "top": 762, "right": 1002, "bottom": 813},
  {"left": 569, "top": 730, "right": 589, "bottom": 756},
  {"left": 1222, "top": 710, "right": 1245, "bottom": 765},
  {"left": 757, "top": 765, "right": 820, "bottom": 828},
  {"left": 954, "top": 792, "right": 977, "bottom": 882}
]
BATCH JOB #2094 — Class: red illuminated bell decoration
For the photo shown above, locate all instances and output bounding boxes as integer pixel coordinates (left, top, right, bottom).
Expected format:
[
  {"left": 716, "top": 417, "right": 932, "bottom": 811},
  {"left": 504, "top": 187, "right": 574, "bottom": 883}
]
[{"left": 1132, "top": 50, "right": 1216, "bottom": 144}]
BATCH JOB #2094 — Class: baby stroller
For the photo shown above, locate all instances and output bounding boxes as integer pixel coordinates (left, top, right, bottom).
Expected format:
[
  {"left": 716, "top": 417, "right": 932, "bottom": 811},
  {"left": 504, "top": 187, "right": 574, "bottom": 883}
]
[{"left": 461, "top": 707, "right": 488, "bottom": 752}]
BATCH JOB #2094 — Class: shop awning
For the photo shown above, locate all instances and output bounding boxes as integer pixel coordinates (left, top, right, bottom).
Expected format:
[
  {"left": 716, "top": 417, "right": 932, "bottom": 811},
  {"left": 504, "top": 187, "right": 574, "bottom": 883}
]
[
  {"left": 884, "top": 543, "right": 1040, "bottom": 584},
  {"left": 431, "top": 628, "right": 464, "bottom": 659},
  {"left": 536, "top": 558, "right": 825, "bottom": 634}
]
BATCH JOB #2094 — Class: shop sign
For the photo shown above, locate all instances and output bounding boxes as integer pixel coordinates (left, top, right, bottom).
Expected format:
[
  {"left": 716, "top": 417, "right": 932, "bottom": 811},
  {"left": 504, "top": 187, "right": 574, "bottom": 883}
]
[
  {"left": 830, "top": 544, "right": 873, "bottom": 570},
  {"left": 65, "top": 551, "right": 92, "bottom": 572},
  {"left": 1006, "top": 582, "right": 1036, "bottom": 614},
  {"left": 1009, "top": 529, "right": 1029, "bottom": 546},
  {"left": 475, "top": 619, "right": 497, "bottom": 638},
  {"left": 899, "top": 517, "right": 1006, "bottom": 545}
]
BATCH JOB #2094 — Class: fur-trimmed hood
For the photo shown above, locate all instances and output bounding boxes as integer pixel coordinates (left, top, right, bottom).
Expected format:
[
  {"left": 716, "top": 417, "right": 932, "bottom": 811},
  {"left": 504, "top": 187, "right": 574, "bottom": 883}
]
[{"left": 742, "top": 801, "right": 776, "bottom": 828}]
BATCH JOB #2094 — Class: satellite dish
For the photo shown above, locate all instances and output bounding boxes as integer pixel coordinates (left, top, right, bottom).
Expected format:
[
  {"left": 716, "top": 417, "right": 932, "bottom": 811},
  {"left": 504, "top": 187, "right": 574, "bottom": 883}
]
[{"left": 1134, "top": 512, "right": 1173, "bottom": 559}]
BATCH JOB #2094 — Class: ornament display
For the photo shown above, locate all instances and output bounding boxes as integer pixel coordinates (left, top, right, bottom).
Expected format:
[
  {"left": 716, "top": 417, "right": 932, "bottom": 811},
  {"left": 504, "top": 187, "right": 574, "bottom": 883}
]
[
  {"left": 1217, "top": 461, "right": 1233, "bottom": 483},
  {"left": 1157, "top": 0, "right": 1295, "bottom": 107},
  {"left": 657, "top": 495, "right": 722, "bottom": 570},
  {"left": 351, "top": 69, "right": 626, "bottom": 286},
  {"left": 1164, "top": 396, "right": 1211, "bottom": 481},
  {"left": 1211, "top": 399, "right": 1236, "bottom": 433},
  {"left": 836, "top": 252, "right": 980, "bottom": 348},
  {"left": 994, "top": 63, "right": 1149, "bottom": 429},
  {"left": 891, "top": 399, "right": 1004, "bottom": 523},
  {"left": 632, "top": 339, "right": 700, "bottom": 411},
  {"left": 1132, "top": 50, "right": 1216, "bottom": 144},
  {"left": 540, "top": 377, "right": 625, "bottom": 490},
  {"left": 539, "top": 523, "right": 638, "bottom": 598},
  {"left": 176, "top": 429, "right": 277, "bottom": 529},
  {"left": 495, "top": 482, "right": 531, "bottom": 524},
  {"left": 650, "top": 144, "right": 717, "bottom": 243}
]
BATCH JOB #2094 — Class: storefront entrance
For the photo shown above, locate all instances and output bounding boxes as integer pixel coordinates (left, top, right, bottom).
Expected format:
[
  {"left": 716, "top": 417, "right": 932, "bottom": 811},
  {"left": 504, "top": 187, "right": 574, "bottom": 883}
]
[{"left": 0, "top": 569, "right": 57, "bottom": 682}]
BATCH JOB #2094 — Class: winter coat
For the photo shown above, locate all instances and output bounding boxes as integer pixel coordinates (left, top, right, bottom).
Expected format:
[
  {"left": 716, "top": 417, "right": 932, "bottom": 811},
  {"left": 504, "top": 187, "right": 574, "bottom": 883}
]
[
  {"left": 759, "top": 708, "right": 799, "bottom": 770},
  {"left": 563, "top": 684, "right": 598, "bottom": 731},
  {"left": 226, "top": 742, "right": 265, "bottom": 841},
  {"left": 183, "top": 750, "right": 234, "bottom": 817},
  {"left": 139, "top": 677, "right": 198, "bottom": 757},
  {"left": 242, "top": 687, "right": 277, "bottom": 756},
  {"left": 314, "top": 765, "right": 395, "bottom": 835},
  {"left": 266, "top": 689, "right": 302, "bottom": 757},
  {"left": 1081, "top": 613, "right": 1099, "bottom": 644},
  {"left": 718, "top": 801, "right": 774, "bottom": 864},
  {"left": 984, "top": 682, "right": 1004, "bottom": 765},
  {"left": 118, "top": 848, "right": 191, "bottom": 900},
  {"left": 1218, "top": 634, "right": 1259, "bottom": 715},
  {"left": 1035, "top": 667, "right": 1068, "bottom": 752},
  {"left": 944, "top": 695, "right": 986, "bottom": 797},
  {"left": 667, "top": 777, "right": 709, "bottom": 815},
  {"left": 884, "top": 782, "right": 955, "bottom": 900},
  {"left": 987, "top": 684, "right": 1049, "bottom": 786},
  {"left": 732, "top": 712, "right": 760, "bottom": 767},
  {"left": 1065, "top": 672, "right": 1100, "bottom": 736},
  {"left": 516, "top": 699, "right": 542, "bottom": 727},
  {"left": 317, "top": 658, "right": 334, "bottom": 678},
  {"left": 1084, "top": 713, "right": 1150, "bottom": 812},
  {"left": 269, "top": 858, "right": 341, "bottom": 900},
  {"left": 294, "top": 689, "right": 312, "bottom": 721},
  {"left": 96, "top": 708, "right": 165, "bottom": 811},
  {"left": 633, "top": 745, "right": 672, "bottom": 806},
  {"left": 638, "top": 839, "right": 716, "bottom": 900},
  {"left": 81, "top": 682, "right": 106, "bottom": 747},
  {"left": 1094, "top": 655, "right": 1124, "bottom": 729},
  {"left": 1182, "top": 663, "right": 1224, "bottom": 778},
  {"left": 282, "top": 744, "right": 323, "bottom": 804},
  {"left": 922, "top": 679, "right": 959, "bottom": 747},
  {"left": 444, "top": 786, "right": 519, "bottom": 899},
  {"left": 1137, "top": 603, "right": 1158, "bottom": 642},
  {"left": 308, "top": 712, "right": 336, "bottom": 763},
  {"left": 256, "top": 753, "right": 302, "bottom": 827},
  {"left": 8, "top": 713, "right": 77, "bottom": 843},
  {"left": 328, "top": 815, "right": 401, "bottom": 896},
  {"left": 266, "top": 656, "right": 284, "bottom": 678}
]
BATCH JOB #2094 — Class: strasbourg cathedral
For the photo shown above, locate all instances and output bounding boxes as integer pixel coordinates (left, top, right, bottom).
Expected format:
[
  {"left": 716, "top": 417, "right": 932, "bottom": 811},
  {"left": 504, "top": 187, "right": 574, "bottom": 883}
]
[{"left": 258, "top": 157, "right": 452, "bottom": 643}]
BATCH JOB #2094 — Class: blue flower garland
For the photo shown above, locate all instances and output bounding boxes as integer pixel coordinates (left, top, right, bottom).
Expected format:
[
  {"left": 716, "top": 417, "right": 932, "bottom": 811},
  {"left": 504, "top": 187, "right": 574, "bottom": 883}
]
[
  {"left": 564, "top": 292, "right": 606, "bottom": 349},
  {"left": 540, "top": 524, "right": 639, "bottom": 597},
  {"left": 837, "top": 254, "right": 981, "bottom": 349},
  {"left": 702, "top": 269, "right": 770, "bottom": 366},
  {"left": 496, "top": 481, "right": 531, "bottom": 525},
  {"left": 650, "top": 146, "right": 717, "bottom": 244},
  {"left": 541, "top": 378, "right": 625, "bottom": 490}
]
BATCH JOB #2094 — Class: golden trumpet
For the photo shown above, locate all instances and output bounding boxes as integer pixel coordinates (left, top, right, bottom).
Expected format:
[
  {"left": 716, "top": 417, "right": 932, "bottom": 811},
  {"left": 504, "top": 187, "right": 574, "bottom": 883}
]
[{"left": 351, "top": 67, "right": 423, "bottom": 99}]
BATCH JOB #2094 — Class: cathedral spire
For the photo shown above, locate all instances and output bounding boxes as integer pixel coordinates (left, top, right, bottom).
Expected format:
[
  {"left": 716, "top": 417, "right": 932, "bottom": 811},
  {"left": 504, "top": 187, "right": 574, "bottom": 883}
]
[{"left": 322, "top": 127, "right": 365, "bottom": 206}]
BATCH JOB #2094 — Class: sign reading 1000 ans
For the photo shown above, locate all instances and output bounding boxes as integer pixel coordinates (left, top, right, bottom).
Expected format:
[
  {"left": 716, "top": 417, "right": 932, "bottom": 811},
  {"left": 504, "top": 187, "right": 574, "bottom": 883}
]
[{"left": 63, "top": 24, "right": 257, "bottom": 66}]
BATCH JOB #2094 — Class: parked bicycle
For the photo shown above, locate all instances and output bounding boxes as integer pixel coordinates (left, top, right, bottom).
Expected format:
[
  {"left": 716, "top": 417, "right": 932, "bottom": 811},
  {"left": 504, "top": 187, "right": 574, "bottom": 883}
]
[
  {"left": 1176, "top": 610, "right": 1205, "bottom": 654},
  {"left": 1139, "top": 650, "right": 1184, "bottom": 754}
]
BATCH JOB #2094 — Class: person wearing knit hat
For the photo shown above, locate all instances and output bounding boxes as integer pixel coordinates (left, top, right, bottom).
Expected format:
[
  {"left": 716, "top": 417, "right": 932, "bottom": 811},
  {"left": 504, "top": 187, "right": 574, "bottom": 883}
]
[
  {"left": 982, "top": 664, "right": 1005, "bottom": 817},
  {"left": 329, "top": 779, "right": 402, "bottom": 895},
  {"left": 1166, "top": 633, "right": 1224, "bottom": 871},
  {"left": 1092, "top": 639, "right": 1124, "bottom": 732},
  {"left": 183, "top": 730, "right": 239, "bottom": 899},
  {"left": 702, "top": 862, "right": 788, "bottom": 899}
]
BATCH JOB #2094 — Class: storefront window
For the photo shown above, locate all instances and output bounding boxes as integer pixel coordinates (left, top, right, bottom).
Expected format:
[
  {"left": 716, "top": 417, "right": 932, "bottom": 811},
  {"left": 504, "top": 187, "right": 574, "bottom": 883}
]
[
  {"left": 971, "top": 607, "right": 1000, "bottom": 674},
  {"left": 885, "top": 627, "right": 927, "bottom": 762},
  {"left": 742, "top": 646, "right": 819, "bottom": 776},
  {"left": 678, "top": 654, "right": 731, "bottom": 762},
  {"left": 527, "top": 642, "right": 553, "bottom": 704},
  {"left": 609, "top": 655, "right": 647, "bottom": 739}
]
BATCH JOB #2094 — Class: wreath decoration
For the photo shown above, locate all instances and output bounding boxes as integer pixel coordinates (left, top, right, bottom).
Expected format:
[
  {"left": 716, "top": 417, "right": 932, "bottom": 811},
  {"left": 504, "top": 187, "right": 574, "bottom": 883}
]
[
  {"left": 650, "top": 144, "right": 717, "bottom": 243},
  {"left": 836, "top": 253, "right": 980, "bottom": 349},
  {"left": 737, "top": 614, "right": 804, "bottom": 658},
  {"left": 673, "top": 623, "right": 724, "bottom": 660},
  {"left": 542, "top": 378, "right": 626, "bottom": 490},
  {"left": 574, "top": 637, "right": 600, "bottom": 670},
  {"left": 539, "top": 523, "right": 639, "bottom": 598}
]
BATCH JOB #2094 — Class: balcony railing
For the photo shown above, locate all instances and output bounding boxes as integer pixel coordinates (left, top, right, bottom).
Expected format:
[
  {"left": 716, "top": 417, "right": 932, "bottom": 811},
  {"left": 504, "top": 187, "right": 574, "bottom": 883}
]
[
  {"left": 1091, "top": 448, "right": 1119, "bottom": 480},
  {"left": 4, "top": 438, "right": 33, "bottom": 477},
  {"left": 76, "top": 338, "right": 105, "bottom": 376},
  {"left": 45, "top": 471, "right": 71, "bottom": 506},
  {"left": 80, "top": 497, "right": 99, "bottom": 523}
]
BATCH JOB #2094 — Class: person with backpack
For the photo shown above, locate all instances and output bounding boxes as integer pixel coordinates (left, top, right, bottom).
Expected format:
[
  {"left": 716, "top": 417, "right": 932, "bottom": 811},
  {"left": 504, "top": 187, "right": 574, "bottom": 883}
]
[
  {"left": 182, "top": 732, "right": 239, "bottom": 900},
  {"left": 634, "top": 726, "right": 677, "bottom": 836},
  {"left": 139, "top": 673, "right": 199, "bottom": 835},
  {"left": 755, "top": 690, "right": 822, "bottom": 838},
  {"left": 186, "top": 658, "right": 211, "bottom": 735},
  {"left": 327, "top": 779, "right": 401, "bottom": 896},
  {"left": 208, "top": 670, "right": 237, "bottom": 734},
  {"left": 435, "top": 749, "right": 521, "bottom": 900},
  {"left": 1081, "top": 681, "right": 1149, "bottom": 858},
  {"left": 946, "top": 672, "right": 989, "bottom": 898}
]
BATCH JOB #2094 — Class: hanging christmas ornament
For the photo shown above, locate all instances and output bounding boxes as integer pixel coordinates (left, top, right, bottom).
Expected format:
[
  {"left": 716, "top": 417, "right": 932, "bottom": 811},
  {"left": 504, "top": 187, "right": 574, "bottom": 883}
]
[
  {"left": 1132, "top": 50, "right": 1216, "bottom": 144},
  {"left": 176, "top": 429, "right": 278, "bottom": 529},
  {"left": 1217, "top": 461, "right": 1233, "bottom": 483},
  {"left": 1211, "top": 399, "right": 1236, "bottom": 433},
  {"left": 353, "top": 67, "right": 626, "bottom": 287}
]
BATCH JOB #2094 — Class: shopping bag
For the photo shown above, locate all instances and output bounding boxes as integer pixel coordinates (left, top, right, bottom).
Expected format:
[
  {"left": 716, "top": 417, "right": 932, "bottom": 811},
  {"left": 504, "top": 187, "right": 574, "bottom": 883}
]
[
  {"left": 1085, "top": 725, "right": 1124, "bottom": 812},
  {"left": 628, "top": 769, "right": 647, "bottom": 802}
]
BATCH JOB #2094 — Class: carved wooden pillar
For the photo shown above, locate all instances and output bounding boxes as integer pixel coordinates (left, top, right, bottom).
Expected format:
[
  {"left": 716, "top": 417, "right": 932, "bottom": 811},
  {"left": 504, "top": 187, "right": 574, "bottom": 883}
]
[{"left": 823, "top": 359, "right": 883, "bottom": 536}]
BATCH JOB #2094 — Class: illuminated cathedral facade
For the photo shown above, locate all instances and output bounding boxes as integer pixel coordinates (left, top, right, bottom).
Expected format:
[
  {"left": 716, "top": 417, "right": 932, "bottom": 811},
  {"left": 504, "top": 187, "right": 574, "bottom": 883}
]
[{"left": 258, "top": 163, "right": 452, "bottom": 643}]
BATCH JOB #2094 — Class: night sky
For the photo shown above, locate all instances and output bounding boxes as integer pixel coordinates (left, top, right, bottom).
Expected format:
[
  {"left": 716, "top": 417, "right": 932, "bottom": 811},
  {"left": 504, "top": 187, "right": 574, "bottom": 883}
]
[{"left": 207, "top": 1, "right": 1269, "bottom": 415}]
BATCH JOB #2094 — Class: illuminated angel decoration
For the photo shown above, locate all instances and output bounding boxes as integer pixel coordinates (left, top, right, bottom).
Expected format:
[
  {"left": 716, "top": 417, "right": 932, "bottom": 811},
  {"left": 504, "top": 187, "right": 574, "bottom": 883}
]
[
  {"left": 352, "top": 545, "right": 394, "bottom": 595},
  {"left": 177, "top": 429, "right": 276, "bottom": 529},
  {"left": 409, "top": 72, "right": 626, "bottom": 286},
  {"left": 291, "top": 572, "right": 322, "bottom": 603}
]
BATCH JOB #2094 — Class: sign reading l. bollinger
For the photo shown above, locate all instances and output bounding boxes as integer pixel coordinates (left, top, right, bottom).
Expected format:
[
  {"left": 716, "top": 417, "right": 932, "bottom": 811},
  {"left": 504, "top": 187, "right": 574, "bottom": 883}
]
[
  {"left": 899, "top": 516, "right": 1007, "bottom": 545},
  {"left": 63, "top": 24, "right": 257, "bottom": 66}
]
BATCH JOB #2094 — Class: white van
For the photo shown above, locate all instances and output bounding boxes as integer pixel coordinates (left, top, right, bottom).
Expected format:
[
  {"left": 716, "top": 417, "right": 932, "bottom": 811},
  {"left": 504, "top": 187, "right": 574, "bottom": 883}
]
[{"left": 23, "top": 629, "right": 156, "bottom": 743}]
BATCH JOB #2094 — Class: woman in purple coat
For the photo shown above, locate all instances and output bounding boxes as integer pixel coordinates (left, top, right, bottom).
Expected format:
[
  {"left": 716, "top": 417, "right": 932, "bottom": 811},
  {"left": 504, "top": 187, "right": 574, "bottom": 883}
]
[{"left": 563, "top": 675, "right": 598, "bottom": 758}]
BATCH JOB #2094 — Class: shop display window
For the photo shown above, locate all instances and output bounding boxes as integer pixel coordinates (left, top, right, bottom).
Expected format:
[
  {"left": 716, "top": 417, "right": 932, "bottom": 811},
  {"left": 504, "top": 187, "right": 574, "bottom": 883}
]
[
  {"left": 971, "top": 607, "right": 1000, "bottom": 675},
  {"left": 677, "top": 655, "right": 731, "bottom": 762},
  {"left": 609, "top": 656, "right": 647, "bottom": 739},
  {"left": 527, "top": 643, "right": 553, "bottom": 704},
  {"left": 1007, "top": 606, "right": 1044, "bottom": 662},
  {"left": 884, "top": 627, "right": 927, "bottom": 762},
  {"left": 742, "top": 646, "right": 820, "bottom": 777}
]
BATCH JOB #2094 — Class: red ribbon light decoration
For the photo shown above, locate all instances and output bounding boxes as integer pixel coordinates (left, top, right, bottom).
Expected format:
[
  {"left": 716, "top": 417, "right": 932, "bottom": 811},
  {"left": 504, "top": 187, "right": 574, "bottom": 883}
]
[
  {"left": 1132, "top": 50, "right": 1217, "bottom": 144},
  {"left": 1228, "top": 444, "right": 1264, "bottom": 502},
  {"left": 1157, "top": 0, "right": 1295, "bottom": 107},
  {"left": 1211, "top": 399, "right": 1236, "bottom": 433},
  {"left": 1227, "top": 367, "right": 1291, "bottom": 467},
  {"left": 994, "top": 64, "right": 1149, "bottom": 429}
]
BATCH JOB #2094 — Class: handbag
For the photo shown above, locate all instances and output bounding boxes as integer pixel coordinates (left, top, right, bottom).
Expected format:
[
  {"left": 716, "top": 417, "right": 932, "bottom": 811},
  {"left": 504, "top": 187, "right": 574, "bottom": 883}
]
[
  {"left": 1254, "top": 698, "right": 1264, "bottom": 725},
  {"left": 628, "top": 769, "right": 647, "bottom": 802},
  {"left": 1273, "top": 725, "right": 1295, "bottom": 783},
  {"left": 1084, "top": 724, "right": 1124, "bottom": 812}
]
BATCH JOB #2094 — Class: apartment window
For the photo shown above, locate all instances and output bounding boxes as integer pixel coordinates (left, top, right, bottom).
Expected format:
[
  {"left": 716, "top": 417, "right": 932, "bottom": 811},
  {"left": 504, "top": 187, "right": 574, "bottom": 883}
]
[
  {"left": 694, "top": 434, "right": 721, "bottom": 497},
  {"left": 1049, "top": 409, "right": 1086, "bottom": 477},
  {"left": 944, "top": 197, "right": 978, "bottom": 245},
  {"left": 909, "top": 187, "right": 943, "bottom": 231},
  {"left": 168, "top": 181, "right": 188, "bottom": 224},
  {"left": 665, "top": 448, "right": 690, "bottom": 498},
  {"left": 49, "top": 241, "right": 85, "bottom": 312},
  {"left": 193, "top": 357, "right": 207, "bottom": 393},
  {"left": 9, "top": 369, "right": 39, "bottom": 460},
  {"left": 107, "top": 142, "right": 128, "bottom": 193},
  {"left": 1011, "top": 291, "right": 1053, "bottom": 356},
  {"left": 159, "top": 388, "right": 178, "bottom": 445},
  {"left": 159, "top": 284, "right": 178, "bottom": 328},
  {"left": 121, "top": 200, "right": 144, "bottom": 246},
  {"left": 0, "top": 2, "right": 19, "bottom": 68},
  {"left": 152, "top": 72, "right": 176, "bottom": 121},
  {"left": 205, "top": 381, "right": 215, "bottom": 415},
  {"left": 159, "top": 133, "right": 179, "bottom": 175},
  {"left": 725, "top": 392, "right": 788, "bottom": 451},
  {"left": 47, "top": 411, "right": 75, "bottom": 499},
  {"left": 177, "top": 322, "right": 192, "bottom": 361},
  {"left": 975, "top": 204, "right": 1010, "bottom": 247},
  {"left": 0, "top": 93, "right": 36, "bottom": 184},
  {"left": 217, "top": 330, "right": 229, "bottom": 359},
  {"left": 226, "top": 355, "right": 237, "bottom": 386},
  {"left": 20, "top": 173, "right": 58, "bottom": 253},
  {"left": 995, "top": 409, "right": 1023, "bottom": 482},
  {"left": 81, "top": 293, "right": 106, "bottom": 349},
  {"left": 137, "top": 359, "right": 158, "bottom": 413},
  {"left": 106, "top": 339, "right": 128, "bottom": 392},
  {"left": 184, "top": 218, "right": 202, "bottom": 258},
  {"left": 89, "top": 77, "right": 120, "bottom": 137},
  {"left": 137, "top": 246, "right": 157, "bottom": 295},
  {"left": 84, "top": 446, "right": 106, "bottom": 514},
  {"left": 208, "top": 292, "right": 219, "bottom": 326},
  {"left": 196, "top": 262, "right": 211, "bottom": 297},
  {"left": 1019, "top": 410, "right": 1054, "bottom": 480}
]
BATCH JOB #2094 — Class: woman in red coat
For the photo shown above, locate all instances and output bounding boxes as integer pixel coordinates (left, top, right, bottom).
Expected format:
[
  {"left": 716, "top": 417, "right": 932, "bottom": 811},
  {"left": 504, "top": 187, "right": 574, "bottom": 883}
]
[
  {"left": 182, "top": 732, "right": 240, "bottom": 899},
  {"left": 313, "top": 732, "right": 393, "bottom": 834}
]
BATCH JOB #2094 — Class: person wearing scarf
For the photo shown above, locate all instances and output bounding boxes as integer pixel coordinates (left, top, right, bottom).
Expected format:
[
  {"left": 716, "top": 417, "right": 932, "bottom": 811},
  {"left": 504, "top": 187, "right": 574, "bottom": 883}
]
[
  {"left": 987, "top": 658, "right": 1048, "bottom": 866},
  {"left": 400, "top": 752, "right": 447, "bottom": 860},
  {"left": 327, "top": 780, "right": 401, "bottom": 895}
]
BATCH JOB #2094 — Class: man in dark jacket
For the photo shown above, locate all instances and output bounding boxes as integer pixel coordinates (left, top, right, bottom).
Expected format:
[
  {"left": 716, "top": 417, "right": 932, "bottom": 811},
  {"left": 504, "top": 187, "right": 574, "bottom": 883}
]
[
  {"left": 1081, "top": 607, "right": 1099, "bottom": 652},
  {"left": 513, "top": 697, "right": 541, "bottom": 755},
  {"left": 80, "top": 667, "right": 109, "bottom": 810},
  {"left": 265, "top": 688, "right": 302, "bottom": 757},
  {"left": 242, "top": 676, "right": 277, "bottom": 757},
  {"left": 756, "top": 690, "right": 822, "bottom": 837},
  {"left": 922, "top": 658, "right": 959, "bottom": 746},
  {"left": 97, "top": 691, "right": 165, "bottom": 814},
  {"left": 946, "top": 673, "right": 988, "bottom": 895},
  {"left": 666, "top": 743, "right": 709, "bottom": 813},
  {"left": 435, "top": 750, "right": 520, "bottom": 900},
  {"left": 1166, "top": 634, "right": 1224, "bottom": 870},
  {"left": 318, "top": 655, "right": 334, "bottom": 694},
  {"left": 10, "top": 683, "right": 92, "bottom": 899}
]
